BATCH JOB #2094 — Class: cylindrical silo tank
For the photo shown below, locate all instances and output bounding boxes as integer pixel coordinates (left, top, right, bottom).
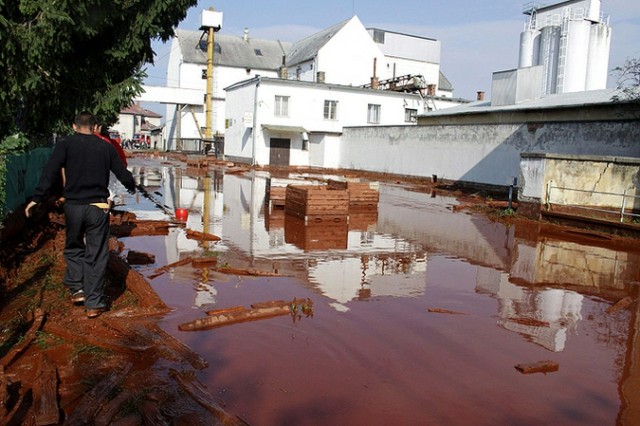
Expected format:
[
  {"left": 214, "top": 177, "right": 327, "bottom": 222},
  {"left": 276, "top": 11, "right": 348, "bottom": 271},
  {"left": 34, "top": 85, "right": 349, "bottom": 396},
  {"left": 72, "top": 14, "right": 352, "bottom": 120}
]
[
  {"left": 586, "top": 0, "right": 601, "bottom": 22},
  {"left": 519, "top": 29, "right": 535, "bottom": 68},
  {"left": 539, "top": 25, "right": 561, "bottom": 94},
  {"left": 562, "top": 20, "right": 591, "bottom": 93},
  {"left": 585, "top": 22, "right": 612, "bottom": 90}
]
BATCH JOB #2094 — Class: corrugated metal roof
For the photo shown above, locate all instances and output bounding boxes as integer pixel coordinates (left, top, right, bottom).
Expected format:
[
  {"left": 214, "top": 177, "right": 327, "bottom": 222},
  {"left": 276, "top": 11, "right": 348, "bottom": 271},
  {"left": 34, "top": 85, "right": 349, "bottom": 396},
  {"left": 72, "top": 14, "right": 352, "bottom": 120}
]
[
  {"left": 285, "top": 18, "right": 351, "bottom": 66},
  {"left": 176, "top": 29, "right": 292, "bottom": 70},
  {"left": 422, "top": 89, "right": 625, "bottom": 116}
]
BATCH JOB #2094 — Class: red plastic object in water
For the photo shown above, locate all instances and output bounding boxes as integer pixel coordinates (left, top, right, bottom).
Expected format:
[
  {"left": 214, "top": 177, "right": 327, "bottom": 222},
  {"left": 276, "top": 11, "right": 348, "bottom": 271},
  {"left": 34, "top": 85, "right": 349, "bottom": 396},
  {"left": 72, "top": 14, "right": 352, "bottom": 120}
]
[{"left": 175, "top": 208, "right": 188, "bottom": 222}]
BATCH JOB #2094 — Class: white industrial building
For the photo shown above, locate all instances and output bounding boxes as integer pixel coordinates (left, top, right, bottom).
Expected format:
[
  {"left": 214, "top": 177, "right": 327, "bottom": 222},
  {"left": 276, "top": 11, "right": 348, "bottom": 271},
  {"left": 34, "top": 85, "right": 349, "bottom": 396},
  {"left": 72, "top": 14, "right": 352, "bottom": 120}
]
[
  {"left": 159, "top": 15, "right": 462, "bottom": 153},
  {"left": 224, "top": 77, "right": 430, "bottom": 167},
  {"left": 493, "top": 0, "right": 612, "bottom": 105}
]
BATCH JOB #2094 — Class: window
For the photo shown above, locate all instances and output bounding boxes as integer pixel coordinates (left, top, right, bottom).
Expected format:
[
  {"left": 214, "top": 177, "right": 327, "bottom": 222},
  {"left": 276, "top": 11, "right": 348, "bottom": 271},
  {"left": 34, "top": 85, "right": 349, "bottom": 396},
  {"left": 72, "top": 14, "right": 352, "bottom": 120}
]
[
  {"left": 405, "top": 108, "right": 418, "bottom": 123},
  {"left": 372, "top": 29, "right": 385, "bottom": 44},
  {"left": 254, "top": 48, "right": 263, "bottom": 56},
  {"left": 274, "top": 96, "right": 289, "bottom": 117},
  {"left": 367, "top": 104, "right": 381, "bottom": 124},
  {"left": 324, "top": 100, "right": 338, "bottom": 120}
]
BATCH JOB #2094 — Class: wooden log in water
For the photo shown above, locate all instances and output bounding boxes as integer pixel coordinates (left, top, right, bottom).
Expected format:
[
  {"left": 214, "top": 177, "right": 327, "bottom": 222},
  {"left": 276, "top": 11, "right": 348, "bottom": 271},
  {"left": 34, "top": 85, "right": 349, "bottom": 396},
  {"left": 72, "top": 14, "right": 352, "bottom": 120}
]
[
  {"left": 179, "top": 305, "right": 291, "bottom": 331},
  {"left": 148, "top": 257, "right": 194, "bottom": 279},
  {"left": 514, "top": 361, "right": 559, "bottom": 374},
  {"left": 186, "top": 229, "right": 221, "bottom": 241}
]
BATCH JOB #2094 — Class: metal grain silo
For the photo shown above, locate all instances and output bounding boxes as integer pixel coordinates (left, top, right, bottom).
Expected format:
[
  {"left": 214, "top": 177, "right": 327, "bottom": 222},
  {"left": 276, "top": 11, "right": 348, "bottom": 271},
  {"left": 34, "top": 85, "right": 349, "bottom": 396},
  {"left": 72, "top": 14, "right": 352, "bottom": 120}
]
[
  {"left": 519, "top": 29, "right": 534, "bottom": 68},
  {"left": 562, "top": 19, "right": 591, "bottom": 93},
  {"left": 539, "top": 25, "right": 561, "bottom": 94},
  {"left": 585, "top": 22, "right": 612, "bottom": 90}
]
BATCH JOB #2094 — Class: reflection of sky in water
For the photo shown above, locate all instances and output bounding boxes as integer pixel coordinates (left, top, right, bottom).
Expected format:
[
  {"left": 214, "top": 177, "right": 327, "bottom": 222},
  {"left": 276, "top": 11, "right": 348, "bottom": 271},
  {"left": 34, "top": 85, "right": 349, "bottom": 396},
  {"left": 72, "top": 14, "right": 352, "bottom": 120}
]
[{"left": 117, "top": 158, "right": 639, "bottom": 353}]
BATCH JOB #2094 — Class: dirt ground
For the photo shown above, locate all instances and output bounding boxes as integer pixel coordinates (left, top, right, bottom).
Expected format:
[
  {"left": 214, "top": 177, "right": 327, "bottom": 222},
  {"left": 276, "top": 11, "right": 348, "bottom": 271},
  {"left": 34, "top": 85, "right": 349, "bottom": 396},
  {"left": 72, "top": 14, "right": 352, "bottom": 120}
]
[{"left": 0, "top": 155, "right": 637, "bottom": 425}]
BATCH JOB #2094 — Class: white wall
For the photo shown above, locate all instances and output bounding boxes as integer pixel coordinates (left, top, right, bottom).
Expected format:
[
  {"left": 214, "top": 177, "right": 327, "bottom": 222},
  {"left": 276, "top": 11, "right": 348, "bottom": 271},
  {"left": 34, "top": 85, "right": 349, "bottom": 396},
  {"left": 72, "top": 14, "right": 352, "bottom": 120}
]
[{"left": 340, "top": 121, "right": 640, "bottom": 187}]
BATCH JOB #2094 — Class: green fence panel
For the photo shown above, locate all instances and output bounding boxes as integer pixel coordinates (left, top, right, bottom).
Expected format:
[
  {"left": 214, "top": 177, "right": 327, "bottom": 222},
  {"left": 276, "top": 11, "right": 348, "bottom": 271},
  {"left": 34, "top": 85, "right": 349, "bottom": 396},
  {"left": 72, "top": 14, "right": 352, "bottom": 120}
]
[{"left": 3, "top": 147, "right": 54, "bottom": 214}]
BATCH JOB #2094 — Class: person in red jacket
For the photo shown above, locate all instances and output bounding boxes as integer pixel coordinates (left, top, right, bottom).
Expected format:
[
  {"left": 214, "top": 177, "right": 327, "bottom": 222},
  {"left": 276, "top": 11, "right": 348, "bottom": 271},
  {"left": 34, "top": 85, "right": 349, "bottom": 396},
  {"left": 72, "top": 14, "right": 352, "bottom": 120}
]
[{"left": 94, "top": 123, "right": 127, "bottom": 166}]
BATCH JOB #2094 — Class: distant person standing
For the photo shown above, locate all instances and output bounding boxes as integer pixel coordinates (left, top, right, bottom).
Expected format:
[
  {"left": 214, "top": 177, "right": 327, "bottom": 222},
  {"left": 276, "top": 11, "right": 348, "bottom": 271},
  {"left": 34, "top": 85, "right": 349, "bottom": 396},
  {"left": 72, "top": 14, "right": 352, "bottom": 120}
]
[
  {"left": 25, "top": 111, "right": 136, "bottom": 318},
  {"left": 94, "top": 122, "right": 127, "bottom": 166}
]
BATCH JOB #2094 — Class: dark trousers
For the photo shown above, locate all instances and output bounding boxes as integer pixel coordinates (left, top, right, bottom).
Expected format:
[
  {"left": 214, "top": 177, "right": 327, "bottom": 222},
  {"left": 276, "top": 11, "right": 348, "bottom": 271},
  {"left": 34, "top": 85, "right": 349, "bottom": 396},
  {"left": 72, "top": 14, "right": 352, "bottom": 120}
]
[{"left": 63, "top": 204, "right": 110, "bottom": 309}]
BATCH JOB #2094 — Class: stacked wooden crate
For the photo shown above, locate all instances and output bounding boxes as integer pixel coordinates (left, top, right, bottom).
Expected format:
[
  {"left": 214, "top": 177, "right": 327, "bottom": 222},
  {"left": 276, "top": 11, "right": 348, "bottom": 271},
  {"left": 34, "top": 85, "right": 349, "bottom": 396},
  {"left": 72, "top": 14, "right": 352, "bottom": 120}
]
[
  {"left": 284, "top": 214, "right": 348, "bottom": 251},
  {"left": 265, "top": 185, "right": 287, "bottom": 208},
  {"left": 327, "top": 179, "right": 379, "bottom": 209},
  {"left": 348, "top": 209, "right": 378, "bottom": 231},
  {"left": 285, "top": 185, "right": 349, "bottom": 224}
]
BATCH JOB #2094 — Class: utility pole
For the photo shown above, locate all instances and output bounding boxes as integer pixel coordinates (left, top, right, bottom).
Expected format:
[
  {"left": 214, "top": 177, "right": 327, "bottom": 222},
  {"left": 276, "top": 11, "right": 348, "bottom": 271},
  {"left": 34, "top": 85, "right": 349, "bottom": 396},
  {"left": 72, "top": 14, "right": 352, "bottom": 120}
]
[{"left": 200, "top": 7, "right": 222, "bottom": 155}]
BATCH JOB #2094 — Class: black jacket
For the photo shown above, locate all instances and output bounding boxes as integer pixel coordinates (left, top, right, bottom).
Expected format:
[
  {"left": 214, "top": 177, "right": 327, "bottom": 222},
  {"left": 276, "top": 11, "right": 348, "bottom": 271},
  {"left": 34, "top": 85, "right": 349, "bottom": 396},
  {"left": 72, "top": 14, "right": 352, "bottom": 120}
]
[{"left": 33, "top": 133, "right": 135, "bottom": 204}]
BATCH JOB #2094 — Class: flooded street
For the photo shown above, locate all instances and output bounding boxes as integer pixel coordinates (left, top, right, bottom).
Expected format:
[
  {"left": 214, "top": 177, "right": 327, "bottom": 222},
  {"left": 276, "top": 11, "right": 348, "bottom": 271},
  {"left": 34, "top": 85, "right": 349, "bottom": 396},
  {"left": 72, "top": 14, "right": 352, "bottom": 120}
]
[{"left": 117, "top": 155, "right": 639, "bottom": 425}]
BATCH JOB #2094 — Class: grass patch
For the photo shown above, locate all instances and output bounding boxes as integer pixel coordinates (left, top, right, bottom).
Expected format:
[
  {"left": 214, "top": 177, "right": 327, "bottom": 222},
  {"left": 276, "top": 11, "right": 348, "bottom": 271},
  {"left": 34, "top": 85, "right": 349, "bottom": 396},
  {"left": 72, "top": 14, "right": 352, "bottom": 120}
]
[
  {"left": 498, "top": 208, "right": 516, "bottom": 217},
  {"left": 72, "top": 343, "right": 112, "bottom": 359},
  {"left": 34, "top": 330, "right": 62, "bottom": 349}
]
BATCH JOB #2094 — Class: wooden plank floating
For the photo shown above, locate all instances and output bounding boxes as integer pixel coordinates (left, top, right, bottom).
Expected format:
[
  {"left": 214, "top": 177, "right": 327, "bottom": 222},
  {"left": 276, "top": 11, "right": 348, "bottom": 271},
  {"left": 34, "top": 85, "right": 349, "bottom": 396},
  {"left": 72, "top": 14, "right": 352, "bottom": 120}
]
[
  {"left": 428, "top": 308, "right": 468, "bottom": 315},
  {"left": 606, "top": 296, "right": 634, "bottom": 314},
  {"left": 179, "top": 305, "right": 291, "bottom": 331},
  {"left": 506, "top": 317, "right": 550, "bottom": 327},
  {"left": 148, "top": 256, "right": 194, "bottom": 279},
  {"left": 514, "top": 361, "right": 559, "bottom": 374},
  {"left": 185, "top": 229, "right": 222, "bottom": 242}
]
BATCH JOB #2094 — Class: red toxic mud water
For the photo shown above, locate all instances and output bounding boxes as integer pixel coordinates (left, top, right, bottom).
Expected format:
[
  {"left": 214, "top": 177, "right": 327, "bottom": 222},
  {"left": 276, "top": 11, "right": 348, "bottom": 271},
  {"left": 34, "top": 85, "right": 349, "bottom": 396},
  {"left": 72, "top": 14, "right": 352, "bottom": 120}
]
[{"left": 117, "top": 158, "right": 640, "bottom": 425}]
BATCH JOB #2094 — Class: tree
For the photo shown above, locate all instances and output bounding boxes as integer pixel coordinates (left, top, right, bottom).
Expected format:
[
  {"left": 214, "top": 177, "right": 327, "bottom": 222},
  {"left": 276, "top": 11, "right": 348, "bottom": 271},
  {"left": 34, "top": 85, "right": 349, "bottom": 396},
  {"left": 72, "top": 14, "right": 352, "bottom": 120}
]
[
  {"left": 0, "top": 0, "right": 198, "bottom": 144},
  {"left": 612, "top": 57, "right": 640, "bottom": 103}
]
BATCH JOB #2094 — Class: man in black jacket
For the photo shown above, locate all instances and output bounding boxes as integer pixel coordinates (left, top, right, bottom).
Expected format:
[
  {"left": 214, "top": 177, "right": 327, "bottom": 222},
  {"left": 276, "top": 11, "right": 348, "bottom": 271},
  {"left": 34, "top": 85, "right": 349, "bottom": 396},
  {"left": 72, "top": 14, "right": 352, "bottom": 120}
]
[{"left": 25, "top": 111, "right": 136, "bottom": 318}]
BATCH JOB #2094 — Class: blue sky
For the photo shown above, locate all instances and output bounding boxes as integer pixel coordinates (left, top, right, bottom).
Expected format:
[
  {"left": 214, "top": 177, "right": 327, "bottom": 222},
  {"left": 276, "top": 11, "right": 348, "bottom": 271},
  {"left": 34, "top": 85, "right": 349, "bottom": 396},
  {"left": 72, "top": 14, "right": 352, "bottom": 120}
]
[{"left": 145, "top": 0, "right": 640, "bottom": 101}]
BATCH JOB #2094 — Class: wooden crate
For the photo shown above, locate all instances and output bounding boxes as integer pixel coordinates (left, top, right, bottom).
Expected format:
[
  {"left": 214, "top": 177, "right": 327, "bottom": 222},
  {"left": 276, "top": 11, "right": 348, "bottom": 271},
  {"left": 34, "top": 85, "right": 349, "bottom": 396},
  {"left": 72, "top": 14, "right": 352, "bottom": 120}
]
[
  {"left": 265, "top": 205, "right": 285, "bottom": 231},
  {"left": 285, "top": 185, "right": 349, "bottom": 223},
  {"left": 266, "top": 186, "right": 287, "bottom": 207},
  {"left": 328, "top": 179, "right": 379, "bottom": 208},
  {"left": 284, "top": 213, "right": 348, "bottom": 251},
  {"left": 348, "top": 209, "right": 378, "bottom": 231}
]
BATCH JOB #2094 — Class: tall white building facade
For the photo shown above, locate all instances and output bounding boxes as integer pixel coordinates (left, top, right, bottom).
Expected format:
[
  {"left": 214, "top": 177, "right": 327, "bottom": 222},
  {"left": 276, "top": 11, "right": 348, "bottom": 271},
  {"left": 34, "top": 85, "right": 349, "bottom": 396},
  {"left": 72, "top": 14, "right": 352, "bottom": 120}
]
[{"left": 518, "top": 0, "right": 612, "bottom": 94}]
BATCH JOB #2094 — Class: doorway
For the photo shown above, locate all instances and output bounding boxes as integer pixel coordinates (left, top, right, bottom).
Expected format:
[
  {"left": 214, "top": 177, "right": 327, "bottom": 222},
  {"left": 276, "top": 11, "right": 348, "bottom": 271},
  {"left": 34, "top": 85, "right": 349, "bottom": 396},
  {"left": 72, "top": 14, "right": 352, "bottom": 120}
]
[{"left": 269, "top": 138, "right": 291, "bottom": 166}]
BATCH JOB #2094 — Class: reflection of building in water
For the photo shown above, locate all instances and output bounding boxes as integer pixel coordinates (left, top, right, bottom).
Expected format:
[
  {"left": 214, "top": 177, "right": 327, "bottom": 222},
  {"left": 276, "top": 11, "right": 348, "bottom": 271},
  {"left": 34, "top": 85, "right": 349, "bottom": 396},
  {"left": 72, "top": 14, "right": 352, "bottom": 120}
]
[
  {"left": 310, "top": 253, "right": 427, "bottom": 310},
  {"left": 476, "top": 267, "right": 583, "bottom": 352},
  {"left": 193, "top": 281, "right": 217, "bottom": 308},
  {"left": 511, "top": 235, "right": 640, "bottom": 297}
]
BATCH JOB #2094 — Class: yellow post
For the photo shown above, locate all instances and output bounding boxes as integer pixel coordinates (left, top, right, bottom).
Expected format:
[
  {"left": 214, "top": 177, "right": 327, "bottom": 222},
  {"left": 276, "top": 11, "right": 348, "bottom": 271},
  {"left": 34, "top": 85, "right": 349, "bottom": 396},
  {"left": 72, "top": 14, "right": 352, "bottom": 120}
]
[{"left": 205, "top": 8, "right": 215, "bottom": 148}]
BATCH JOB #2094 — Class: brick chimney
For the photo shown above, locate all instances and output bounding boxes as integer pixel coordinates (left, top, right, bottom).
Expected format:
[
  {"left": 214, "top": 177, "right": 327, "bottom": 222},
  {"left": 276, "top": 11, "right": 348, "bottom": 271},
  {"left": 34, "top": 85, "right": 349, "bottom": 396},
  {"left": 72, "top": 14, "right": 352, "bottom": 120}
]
[
  {"left": 477, "top": 91, "right": 485, "bottom": 101},
  {"left": 370, "top": 58, "right": 379, "bottom": 89}
]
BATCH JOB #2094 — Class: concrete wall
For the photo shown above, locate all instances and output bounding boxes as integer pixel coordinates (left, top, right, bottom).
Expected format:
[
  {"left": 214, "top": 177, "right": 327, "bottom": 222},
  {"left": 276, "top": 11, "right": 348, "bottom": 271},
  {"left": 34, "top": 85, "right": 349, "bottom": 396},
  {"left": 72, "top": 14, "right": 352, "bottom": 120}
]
[
  {"left": 519, "top": 153, "right": 640, "bottom": 209},
  {"left": 339, "top": 120, "right": 640, "bottom": 187}
]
